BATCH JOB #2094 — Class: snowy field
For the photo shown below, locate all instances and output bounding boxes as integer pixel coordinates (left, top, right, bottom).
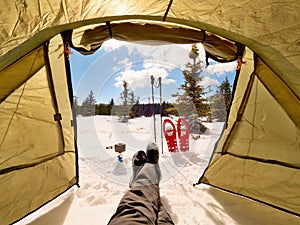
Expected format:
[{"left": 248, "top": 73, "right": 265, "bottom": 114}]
[{"left": 16, "top": 116, "right": 300, "bottom": 225}]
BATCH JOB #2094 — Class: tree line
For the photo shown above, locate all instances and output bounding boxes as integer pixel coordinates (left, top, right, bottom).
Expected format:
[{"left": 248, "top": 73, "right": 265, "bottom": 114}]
[
  {"left": 74, "top": 93, "right": 177, "bottom": 118},
  {"left": 74, "top": 77, "right": 231, "bottom": 123}
]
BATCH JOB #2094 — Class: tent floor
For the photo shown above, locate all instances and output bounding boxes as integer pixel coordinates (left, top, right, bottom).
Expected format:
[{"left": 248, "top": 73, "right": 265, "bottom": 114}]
[{"left": 14, "top": 183, "right": 299, "bottom": 225}]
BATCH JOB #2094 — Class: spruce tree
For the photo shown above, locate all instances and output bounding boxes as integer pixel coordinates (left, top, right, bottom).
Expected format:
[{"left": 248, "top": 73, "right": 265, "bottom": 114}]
[
  {"left": 119, "top": 81, "right": 129, "bottom": 122},
  {"left": 173, "top": 44, "right": 209, "bottom": 133},
  {"left": 109, "top": 98, "right": 114, "bottom": 115},
  {"left": 210, "top": 77, "right": 232, "bottom": 122},
  {"left": 219, "top": 76, "right": 232, "bottom": 112},
  {"left": 130, "top": 97, "right": 141, "bottom": 118},
  {"left": 73, "top": 96, "right": 82, "bottom": 115},
  {"left": 118, "top": 81, "right": 139, "bottom": 122},
  {"left": 82, "top": 90, "right": 96, "bottom": 116},
  {"left": 210, "top": 90, "right": 226, "bottom": 122}
]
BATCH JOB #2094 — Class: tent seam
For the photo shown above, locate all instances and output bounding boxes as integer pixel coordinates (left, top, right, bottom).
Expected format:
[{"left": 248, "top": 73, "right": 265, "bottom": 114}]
[
  {"left": 163, "top": 0, "right": 173, "bottom": 21},
  {"left": 43, "top": 42, "right": 66, "bottom": 153},
  {"left": 226, "top": 152, "right": 300, "bottom": 170},
  {"left": 0, "top": 46, "right": 43, "bottom": 148},
  {"left": 0, "top": 83, "right": 27, "bottom": 149}
]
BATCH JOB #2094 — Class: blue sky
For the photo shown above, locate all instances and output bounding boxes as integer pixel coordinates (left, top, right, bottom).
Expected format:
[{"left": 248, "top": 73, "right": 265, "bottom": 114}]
[{"left": 70, "top": 39, "right": 237, "bottom": 104}]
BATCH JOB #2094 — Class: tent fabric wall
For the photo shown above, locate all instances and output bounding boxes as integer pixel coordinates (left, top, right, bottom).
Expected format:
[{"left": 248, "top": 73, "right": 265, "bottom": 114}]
[
  {"left": 0, "top": 46, "right": 45, "bottom": 103},
  {"left": 0, "top": 35, "right": 77, "bottom": 224},
  {"left": 206, "top": 47, "right": 255, "bottom": 163},
  {"left": 201, "top": 50, "right": 300, "bottom": 215},
  {"left": 72, "top": 21, "right": 239, "bottom": 61},
  {"left": 0, "top": 0, "right": 299, "bottom": 223}
]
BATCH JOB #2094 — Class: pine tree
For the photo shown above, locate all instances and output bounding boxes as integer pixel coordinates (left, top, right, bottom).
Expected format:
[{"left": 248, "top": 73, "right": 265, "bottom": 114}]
[
  {"left": 118, "top": 81, "right": 138, "bottom": 122},
  {"left": 210, "top": 77, "right": 232, "bottom": 122},
  {"left": 210, "top": 90, "right": 226, "bottom": 122},
  {"left": 219, "top": 76, "right": 232, "bottom": 112},
  {"left": 119, "top": 81, "right": 129, "bottom": 122},
  {"left": 95, "top": 103, "right": 110, "bottom": 115},
  {"left": 173, "top": 44, "right": 209, "bottom": 133},
  {"left": 109, "top": 98, "right": 114, "bottom": 115},
  {"left": 130, "top": 97, "right": 141, "bottom": 118},
  {"left": 82, "top": 90, "right": 96, "bottom": 116},
  {"left": 73, "top": 96, "right": 82, "bottom": 115}
]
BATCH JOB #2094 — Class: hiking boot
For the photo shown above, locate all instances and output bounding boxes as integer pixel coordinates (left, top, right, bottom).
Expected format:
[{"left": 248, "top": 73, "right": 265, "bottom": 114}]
[
  {"left": 146, "top": 142, "right": 159, "bottom": 164},
  {"left": 132, "top": 150, "right": 147, "bottom": 167},
  {"left": 130, "top": 150, "right": 147, "bottom": 187}
]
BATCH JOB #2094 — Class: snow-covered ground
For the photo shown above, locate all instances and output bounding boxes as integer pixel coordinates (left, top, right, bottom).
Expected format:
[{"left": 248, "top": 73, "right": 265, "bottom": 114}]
[{"left": 16, "top": 116, "right": 300, "bottom": 225}]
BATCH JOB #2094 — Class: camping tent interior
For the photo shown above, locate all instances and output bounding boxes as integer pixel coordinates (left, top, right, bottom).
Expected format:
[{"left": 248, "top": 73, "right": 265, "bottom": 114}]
[{"left": 0, "top": 1, "right": 299, "bottom": 224}]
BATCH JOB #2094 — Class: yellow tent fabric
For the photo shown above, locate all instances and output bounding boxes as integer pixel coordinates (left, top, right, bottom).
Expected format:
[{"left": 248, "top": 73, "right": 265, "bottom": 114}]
[
  {"left": 0, "top": 34, "right": 77, "bottom": 224},
  {"left": 0, "top": 0, "right": 299, "bottom": 224},
  {"left": 200, "top": 48, "right": 300, "bottom": 214}
]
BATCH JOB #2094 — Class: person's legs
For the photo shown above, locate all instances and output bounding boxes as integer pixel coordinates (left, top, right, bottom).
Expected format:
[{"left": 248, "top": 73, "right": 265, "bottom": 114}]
[
  {"left": 108, "top": 162, "right": 160, "bottom": 225},
  {"left": 129, "top": 150, "right": 147, "bottom": 187},
  {"left": 157, "top": 199, "right": 175, "bottom": 225},
  {"left": 107, "top": 184, "right": 160, "bottom": 225},
  {"left": 108, "top": 142, "right": 174, "bottom": 225}
]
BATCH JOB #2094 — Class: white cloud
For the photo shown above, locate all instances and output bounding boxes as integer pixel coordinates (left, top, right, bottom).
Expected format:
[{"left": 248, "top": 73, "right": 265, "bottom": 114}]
[
  {"left": 125, "top": 43, "right": 206, "bottom": 70},
  {"left": 103, "top": 40, "right": 234, "bottom": 95},
  {"left": 101, "top": 39, "right": 130, "bottom": 51},
  {"left": 112, "top": 57, "right": 133, "bottom": 72},
  {"left": 103, "top": 39, "right": 207, "bottom": 72},
  {"left": 205, "top": 61, "right": 237, "bottom": 76},
  {"left": 114, "top": 67, "right": 175, "bottom": 90},
  {"left": 143, "top": 60, "right": 176, "bottom": 70},
  {"left": 200, "top": 76, "right": 219, "bottom": 88}
]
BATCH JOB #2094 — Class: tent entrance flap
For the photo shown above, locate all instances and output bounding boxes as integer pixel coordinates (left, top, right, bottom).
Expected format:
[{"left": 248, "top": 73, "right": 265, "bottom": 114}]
[
  {"left": 0, "top": 35, "right": 77, "bottom": 225},
  {"left": 0, "top": 46, "right": 45, "bottom": 103},
  {"left": 201, "top": 54, "right": 300, "bottom": 216}
]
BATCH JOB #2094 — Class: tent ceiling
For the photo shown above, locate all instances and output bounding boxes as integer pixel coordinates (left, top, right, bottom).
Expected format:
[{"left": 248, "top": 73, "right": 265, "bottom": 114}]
[{"left": 1, "top": 1, "right": 299, "bottom": 97}]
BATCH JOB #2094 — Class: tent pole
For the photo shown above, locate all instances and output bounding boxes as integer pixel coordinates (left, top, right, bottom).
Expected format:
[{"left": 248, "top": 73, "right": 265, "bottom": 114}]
[
  {"left": 151, "top": 75, "right": 156, "bottom": 142},
  {"left": 159, "top": 77, "right": 163, "bottom": 154}
]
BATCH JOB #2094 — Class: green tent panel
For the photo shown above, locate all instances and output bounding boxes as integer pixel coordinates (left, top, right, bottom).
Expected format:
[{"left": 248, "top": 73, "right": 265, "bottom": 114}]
[
  {"left": 201, "top": 52, "right": 300, "bottom": 214},
  {"left": 0, "top": 1, "right": 299, "bottom": 224},
  {"left": 0, "top": 35, "right": 77, "bottom": 224}
]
